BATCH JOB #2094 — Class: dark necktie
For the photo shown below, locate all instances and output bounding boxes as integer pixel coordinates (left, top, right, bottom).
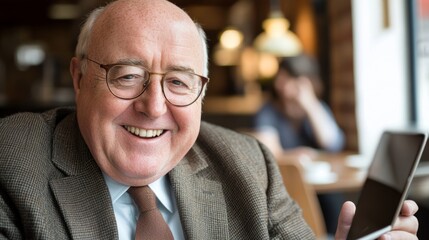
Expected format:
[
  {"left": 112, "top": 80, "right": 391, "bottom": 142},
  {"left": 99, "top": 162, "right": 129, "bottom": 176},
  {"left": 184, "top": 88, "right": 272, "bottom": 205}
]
[{"left": 128, "top": 186, "right": 174, "bottom": 240}]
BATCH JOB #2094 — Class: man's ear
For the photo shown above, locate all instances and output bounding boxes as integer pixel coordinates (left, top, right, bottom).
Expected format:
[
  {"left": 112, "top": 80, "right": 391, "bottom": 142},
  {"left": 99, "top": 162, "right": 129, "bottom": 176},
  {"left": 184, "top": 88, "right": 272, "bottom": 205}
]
[{"left": 70, "top": 57, "right": 83, "bottom": 94}]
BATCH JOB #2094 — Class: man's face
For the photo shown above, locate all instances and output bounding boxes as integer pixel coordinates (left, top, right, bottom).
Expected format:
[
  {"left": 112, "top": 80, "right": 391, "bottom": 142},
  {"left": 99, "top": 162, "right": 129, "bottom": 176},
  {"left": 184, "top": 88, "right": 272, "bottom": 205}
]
[{"left": 71, "top": 2, "right": 206, "bottom": 186}]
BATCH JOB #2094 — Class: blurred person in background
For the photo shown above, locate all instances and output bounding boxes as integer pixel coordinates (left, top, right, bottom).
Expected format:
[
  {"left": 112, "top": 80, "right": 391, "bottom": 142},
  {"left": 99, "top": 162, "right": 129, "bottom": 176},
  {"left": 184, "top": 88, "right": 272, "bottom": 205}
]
[
  {"left": 253, "top": 53, "right": 345, "bottom": 235},
  {"left": 253, "top": 53, "right": 345, "bottom": 157}
]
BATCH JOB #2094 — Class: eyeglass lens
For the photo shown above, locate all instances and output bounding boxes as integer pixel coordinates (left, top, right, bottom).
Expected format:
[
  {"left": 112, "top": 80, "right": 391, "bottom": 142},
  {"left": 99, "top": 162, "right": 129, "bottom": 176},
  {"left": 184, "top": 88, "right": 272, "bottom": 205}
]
[{"left": 106, "top": 65, "right": 204, "bottom": 106}]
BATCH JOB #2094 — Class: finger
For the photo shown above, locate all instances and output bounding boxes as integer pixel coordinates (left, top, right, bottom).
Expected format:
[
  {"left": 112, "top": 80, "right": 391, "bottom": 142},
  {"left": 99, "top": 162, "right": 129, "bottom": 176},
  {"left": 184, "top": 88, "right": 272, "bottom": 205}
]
[
  {"left": 379, "top": 230, "right": 418, "bottom": 240},
  {"left": 335, "top": 201, "right": 356, "bottom": 240},
  {"left": 377, "top": 201, "right": 419, "bottom": 240},
  {"left": 392, "top": 215, "right": 419, "bottom": 235},
  {"left": 400, "top": 200, "right": 418, "bottom": 216}
]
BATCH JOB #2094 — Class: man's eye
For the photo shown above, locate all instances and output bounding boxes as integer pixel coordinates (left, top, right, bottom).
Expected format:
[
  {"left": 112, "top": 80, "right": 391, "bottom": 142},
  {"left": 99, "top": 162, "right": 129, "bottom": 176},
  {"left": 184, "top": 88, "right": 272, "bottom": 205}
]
[
  {"left": 171, "top": 79, "right": 186, "bottom": 86},
  {"left": 110, "top": 74, "right": 142, "bottom": 87},
  {"left": 120, "top": 74, "right": 139, "bottom": 81},
  {"left": 166, "top": 78, "right": 190, "bottom": 89}
]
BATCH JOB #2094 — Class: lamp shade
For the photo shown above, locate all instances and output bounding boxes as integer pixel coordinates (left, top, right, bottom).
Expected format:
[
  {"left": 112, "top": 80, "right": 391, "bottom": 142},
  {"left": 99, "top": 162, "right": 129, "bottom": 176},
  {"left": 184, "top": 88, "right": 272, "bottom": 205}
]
[{"left": 254, "top": 12, "right": 302, "bottom": 57}]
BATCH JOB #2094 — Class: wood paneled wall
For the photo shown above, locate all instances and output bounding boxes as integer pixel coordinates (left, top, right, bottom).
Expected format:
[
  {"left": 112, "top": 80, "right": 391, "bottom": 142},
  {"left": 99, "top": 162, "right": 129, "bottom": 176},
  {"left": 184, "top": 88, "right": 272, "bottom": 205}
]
[{"left": 328, "top": 0, "right": 358, "bottom": 151}]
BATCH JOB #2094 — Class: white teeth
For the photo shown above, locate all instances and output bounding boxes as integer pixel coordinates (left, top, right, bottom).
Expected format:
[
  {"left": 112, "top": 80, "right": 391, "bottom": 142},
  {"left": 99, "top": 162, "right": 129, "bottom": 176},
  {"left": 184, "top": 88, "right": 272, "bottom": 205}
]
[{"left": 125, "top": 126, "right": 163, "bottom": 138}]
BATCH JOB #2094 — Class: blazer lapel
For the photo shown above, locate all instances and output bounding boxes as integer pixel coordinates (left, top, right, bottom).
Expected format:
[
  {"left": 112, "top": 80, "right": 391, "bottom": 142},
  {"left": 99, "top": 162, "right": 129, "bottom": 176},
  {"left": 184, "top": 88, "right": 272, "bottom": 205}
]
[
  {"left": 169, "top": 149, "right": 229, "bottom": 240},
  {"left": 49, "top": 114, "right": 118, "bottom": 239},
  {"left": 50, "top": 172, "right": 118, "bottom": 239}
]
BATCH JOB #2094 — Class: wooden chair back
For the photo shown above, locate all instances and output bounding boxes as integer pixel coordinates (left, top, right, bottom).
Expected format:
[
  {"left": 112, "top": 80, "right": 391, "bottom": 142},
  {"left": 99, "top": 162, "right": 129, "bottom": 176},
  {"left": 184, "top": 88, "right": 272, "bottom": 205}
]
[{"left": 278, "top": 160, "right": 327, "bottom": 239}]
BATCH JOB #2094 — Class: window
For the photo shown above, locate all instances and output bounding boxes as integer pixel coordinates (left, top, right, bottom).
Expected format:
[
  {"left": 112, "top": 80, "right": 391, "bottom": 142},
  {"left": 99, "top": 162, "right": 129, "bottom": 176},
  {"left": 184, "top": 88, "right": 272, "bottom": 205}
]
[{"left": 412, "top": 0, "right": 429, "bottom": 128}]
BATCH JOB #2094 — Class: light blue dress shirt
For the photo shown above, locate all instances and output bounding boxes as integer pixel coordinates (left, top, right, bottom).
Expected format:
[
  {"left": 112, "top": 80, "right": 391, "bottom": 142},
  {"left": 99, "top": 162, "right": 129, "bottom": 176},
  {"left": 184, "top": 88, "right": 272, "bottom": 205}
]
[{"left": 103, "top": 173, "right": 185, "bottom": 240}]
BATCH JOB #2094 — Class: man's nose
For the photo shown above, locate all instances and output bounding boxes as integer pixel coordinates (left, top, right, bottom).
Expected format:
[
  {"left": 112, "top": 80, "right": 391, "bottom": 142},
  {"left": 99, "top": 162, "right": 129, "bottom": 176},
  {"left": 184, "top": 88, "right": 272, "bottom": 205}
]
[{"left": 133, "top": 78, "right": 167, "bottom": 118}]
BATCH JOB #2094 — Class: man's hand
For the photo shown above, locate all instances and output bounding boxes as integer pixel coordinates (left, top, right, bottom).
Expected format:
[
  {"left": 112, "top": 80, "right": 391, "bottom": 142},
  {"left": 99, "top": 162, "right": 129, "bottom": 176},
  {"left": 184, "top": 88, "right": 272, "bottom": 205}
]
[
  {"left": 379, "top": 200, "right": 419, "bottom": 240},
  {"left": 335, "top": 200, "right": 419, "bottom": 240},
  {"left": 335, "top": 201, "right": 355, "bottom": 239}
]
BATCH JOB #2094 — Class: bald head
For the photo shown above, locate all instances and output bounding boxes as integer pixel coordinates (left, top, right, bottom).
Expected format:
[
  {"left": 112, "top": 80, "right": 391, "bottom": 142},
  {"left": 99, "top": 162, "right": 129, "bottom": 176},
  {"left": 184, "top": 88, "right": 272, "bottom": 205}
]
[
  {"left": 100, "top": 0, "right": 193, "bottom": 26},
  {"left": 75, "top": 0, "right": 208, "bottom": 75}
]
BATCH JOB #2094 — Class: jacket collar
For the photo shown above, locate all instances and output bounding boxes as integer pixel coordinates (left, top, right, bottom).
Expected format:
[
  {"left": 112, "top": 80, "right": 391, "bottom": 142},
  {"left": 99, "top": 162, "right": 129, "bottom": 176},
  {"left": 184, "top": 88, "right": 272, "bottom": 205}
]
[
  {"left": 170, "top": 144, "right": 229, "bottom": 240},
  {"left": 49, "top": 113, "right": 118, "bottom": 239}
]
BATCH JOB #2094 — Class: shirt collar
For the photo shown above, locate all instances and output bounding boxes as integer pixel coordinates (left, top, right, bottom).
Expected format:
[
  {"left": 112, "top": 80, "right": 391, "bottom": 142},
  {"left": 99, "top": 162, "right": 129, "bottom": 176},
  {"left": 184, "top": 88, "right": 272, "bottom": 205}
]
[{"left": 103, "top": 173, "right": 174, "bottom": 213}]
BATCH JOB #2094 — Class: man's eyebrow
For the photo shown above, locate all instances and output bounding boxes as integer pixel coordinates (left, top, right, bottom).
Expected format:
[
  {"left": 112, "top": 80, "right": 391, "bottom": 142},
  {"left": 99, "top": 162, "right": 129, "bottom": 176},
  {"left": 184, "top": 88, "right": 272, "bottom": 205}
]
[
  {"left": 167, "top": 65, "right": 196, "bottom": 73},
  {"left": 113, "top": 59, "right": 196, "bottom": 73},
  {"left": 114, "top": 58, "right": 146, "bottom": 66}
]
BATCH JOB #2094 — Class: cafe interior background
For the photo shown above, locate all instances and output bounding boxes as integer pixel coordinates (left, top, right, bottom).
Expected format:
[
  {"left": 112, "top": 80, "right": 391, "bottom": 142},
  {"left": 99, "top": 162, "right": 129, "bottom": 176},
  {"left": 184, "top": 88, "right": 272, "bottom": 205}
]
[{"left": 0, "top": 0, "right": 428, "bottom": 238}]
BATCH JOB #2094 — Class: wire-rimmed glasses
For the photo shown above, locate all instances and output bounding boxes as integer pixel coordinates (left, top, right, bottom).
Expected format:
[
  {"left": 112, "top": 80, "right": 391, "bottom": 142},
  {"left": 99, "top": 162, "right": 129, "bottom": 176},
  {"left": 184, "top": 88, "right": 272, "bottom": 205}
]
[{"left": 86, "top": 58, "right": 209, "bottom": 107}]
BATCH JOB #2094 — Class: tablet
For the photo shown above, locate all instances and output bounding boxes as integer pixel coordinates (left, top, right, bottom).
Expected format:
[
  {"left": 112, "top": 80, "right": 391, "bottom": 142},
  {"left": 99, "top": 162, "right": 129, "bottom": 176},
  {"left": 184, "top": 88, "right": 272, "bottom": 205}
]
[{"left": 346, "top": 131, "right": 428, "bottom": 240}]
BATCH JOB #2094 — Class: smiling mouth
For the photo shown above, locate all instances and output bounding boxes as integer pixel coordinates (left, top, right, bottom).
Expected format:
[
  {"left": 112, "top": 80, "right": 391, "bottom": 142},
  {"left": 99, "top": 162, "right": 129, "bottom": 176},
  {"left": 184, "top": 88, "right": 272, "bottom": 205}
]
[{"left": 124, "top": 126, "right": 164, "bottom": 138}]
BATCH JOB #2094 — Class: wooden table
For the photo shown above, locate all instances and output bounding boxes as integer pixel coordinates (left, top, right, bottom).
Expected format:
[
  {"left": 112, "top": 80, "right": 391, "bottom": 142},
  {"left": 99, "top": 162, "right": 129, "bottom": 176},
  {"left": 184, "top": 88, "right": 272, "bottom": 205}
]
[{"left": 277, "top": 152, "right": 367, "bottom": 194}]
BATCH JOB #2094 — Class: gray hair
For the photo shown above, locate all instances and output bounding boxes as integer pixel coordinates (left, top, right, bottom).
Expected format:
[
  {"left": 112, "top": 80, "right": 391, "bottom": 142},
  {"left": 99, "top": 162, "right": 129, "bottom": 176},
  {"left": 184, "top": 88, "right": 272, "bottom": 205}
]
[{"left": 74, "top": 4, "right": 209, "bottom": 76}]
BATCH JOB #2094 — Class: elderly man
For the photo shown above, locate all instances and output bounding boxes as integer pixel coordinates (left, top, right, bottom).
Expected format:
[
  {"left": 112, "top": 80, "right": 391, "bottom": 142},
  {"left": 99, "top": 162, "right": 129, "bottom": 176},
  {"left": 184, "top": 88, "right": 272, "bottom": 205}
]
[{"left": 0, "top": 0, "right": 419, "bottom": 239}]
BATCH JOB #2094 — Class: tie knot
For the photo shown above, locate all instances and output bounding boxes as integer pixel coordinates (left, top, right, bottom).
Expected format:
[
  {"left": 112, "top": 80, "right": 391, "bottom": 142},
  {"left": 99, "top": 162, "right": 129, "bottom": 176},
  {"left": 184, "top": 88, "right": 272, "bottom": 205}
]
[{"left": 128, "top": 186, "right": 158, "bottom": 213}]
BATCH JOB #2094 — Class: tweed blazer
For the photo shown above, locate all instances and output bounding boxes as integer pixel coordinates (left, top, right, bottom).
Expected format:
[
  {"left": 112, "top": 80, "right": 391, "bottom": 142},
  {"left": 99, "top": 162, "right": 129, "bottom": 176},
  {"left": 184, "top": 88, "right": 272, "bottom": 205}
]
[{"left": 0, "top": 107, "right": 315, "bottom": 239}]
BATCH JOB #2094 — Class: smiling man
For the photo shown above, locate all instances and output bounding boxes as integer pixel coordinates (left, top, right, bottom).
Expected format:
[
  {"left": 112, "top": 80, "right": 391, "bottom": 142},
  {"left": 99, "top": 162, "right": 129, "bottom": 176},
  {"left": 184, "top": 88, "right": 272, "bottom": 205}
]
[
  {"left": 71, "top": 0, "right": 207, "bottom": 188},
  {"left": 0, "top": 0, "right": 420, "bottom": 239}
]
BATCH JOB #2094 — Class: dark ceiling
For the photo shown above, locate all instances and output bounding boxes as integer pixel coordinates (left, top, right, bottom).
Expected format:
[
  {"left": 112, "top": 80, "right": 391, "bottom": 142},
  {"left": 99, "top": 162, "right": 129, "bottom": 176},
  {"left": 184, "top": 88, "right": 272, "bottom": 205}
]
[
  {"left": 0, "top": 0, "right": 241, "bottom": 26},
  {"left": 1, "top": 0, "right": 55, "bottom": 25}
]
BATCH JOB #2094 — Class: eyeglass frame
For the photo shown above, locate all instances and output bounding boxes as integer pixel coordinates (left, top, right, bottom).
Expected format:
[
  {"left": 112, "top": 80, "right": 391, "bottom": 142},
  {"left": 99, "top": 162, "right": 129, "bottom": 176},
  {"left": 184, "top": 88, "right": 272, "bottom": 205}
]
[{"left": 85, "top": 57, "right": 209, "bottom": 107}]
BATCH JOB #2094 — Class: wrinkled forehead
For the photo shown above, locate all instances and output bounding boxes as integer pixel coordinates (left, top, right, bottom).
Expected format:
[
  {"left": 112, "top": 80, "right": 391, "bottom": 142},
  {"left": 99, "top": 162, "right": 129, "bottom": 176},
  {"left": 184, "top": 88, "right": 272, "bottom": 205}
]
[
  {"left": 88, "top": 0, "right": 204, "bottom": 62},
  {"left": 99, "top": 0, "right": 195, "bottom": 29}
]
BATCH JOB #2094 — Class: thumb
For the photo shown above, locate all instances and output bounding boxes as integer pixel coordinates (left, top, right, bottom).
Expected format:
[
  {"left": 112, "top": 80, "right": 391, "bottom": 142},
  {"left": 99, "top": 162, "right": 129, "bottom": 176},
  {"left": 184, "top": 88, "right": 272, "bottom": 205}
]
[{"left": 335, "top": 201, "right": 356, "bottom": 240}]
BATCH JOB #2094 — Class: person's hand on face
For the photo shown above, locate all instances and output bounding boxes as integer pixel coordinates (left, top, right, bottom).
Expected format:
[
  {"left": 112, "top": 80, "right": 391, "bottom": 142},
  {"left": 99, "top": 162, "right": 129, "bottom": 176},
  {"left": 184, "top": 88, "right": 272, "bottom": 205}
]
[
  {"left": 276, "top": 73, "right": 317, "bottom": 108},
  {"left": 293, "top": 77, "right": 319, "bottom": 111},
  {"left": 335, "top": 200, "right": 419, "bottom": 240},
  {"left": 276, "top": 74, "right": 318, "bottom": 119}
]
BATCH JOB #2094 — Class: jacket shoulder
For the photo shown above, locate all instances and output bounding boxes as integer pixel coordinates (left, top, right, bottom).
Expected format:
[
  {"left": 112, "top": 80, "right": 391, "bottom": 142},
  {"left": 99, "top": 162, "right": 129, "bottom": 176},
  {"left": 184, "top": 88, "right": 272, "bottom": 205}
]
[
  {"left": 198, "top": 121, "right": 260, "bottom": 149},
  {"left": 0, "top": 107, "right": 76, "bottom": 169},
  {"left": 0, "top": 107, "right": 75, "bottom": 140}
]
